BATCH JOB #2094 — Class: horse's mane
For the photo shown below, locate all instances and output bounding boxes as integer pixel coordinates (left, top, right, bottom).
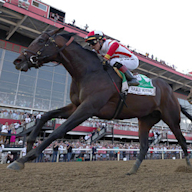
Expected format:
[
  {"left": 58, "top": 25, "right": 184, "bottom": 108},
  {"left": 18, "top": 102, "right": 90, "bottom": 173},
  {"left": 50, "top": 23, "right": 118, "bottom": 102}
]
[{"left": 59, "top": 32, "right": 100, "bottom": 60}]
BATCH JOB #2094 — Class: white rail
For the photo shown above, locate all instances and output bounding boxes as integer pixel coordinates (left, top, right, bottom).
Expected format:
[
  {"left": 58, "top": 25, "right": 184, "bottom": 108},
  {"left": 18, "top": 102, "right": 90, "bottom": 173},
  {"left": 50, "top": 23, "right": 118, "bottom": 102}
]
[{"left": 1, "top": 148, "right": 192, "bottom": 163}]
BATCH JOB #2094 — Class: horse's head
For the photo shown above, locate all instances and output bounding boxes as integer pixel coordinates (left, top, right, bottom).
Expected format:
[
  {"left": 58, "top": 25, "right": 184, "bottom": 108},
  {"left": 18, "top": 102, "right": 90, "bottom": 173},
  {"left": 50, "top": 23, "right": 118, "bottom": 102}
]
[
  {"left": 187, "top": 89, "right": 192, "bottom": 104},
  {"left": 13, "top": 27, "right": 65, "bottom": 71}
]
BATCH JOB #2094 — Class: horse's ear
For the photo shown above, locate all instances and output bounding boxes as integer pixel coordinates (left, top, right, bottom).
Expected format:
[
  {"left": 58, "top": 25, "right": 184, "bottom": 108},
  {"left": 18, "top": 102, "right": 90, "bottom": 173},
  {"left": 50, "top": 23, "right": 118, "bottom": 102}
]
[
  {"left": 57, "top": 27, "right": 65, "bottom": 34},
  {"left": 50, "top": 27, "right": 64, "bottom": 36}
]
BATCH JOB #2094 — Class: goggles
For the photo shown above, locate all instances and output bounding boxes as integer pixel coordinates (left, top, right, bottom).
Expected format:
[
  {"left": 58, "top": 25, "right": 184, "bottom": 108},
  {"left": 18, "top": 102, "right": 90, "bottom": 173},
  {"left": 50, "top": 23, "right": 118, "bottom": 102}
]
[{"left": 87, "top": 39, "right": 98, "bottom": 46}]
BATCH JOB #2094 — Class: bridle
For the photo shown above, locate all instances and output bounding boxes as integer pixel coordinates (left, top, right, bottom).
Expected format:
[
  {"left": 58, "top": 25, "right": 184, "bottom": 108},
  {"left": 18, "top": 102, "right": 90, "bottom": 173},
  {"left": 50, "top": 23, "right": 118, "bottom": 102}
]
[{"left": 22, "top": 32, "right": 74, "bottom": 68}]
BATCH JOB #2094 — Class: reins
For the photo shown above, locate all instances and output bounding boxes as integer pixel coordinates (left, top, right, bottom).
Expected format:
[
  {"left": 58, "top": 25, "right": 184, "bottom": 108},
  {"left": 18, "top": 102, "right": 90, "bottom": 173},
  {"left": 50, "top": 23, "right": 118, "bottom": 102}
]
[{"left": 23, "top": 32, "right": 74, "bottom": 68}]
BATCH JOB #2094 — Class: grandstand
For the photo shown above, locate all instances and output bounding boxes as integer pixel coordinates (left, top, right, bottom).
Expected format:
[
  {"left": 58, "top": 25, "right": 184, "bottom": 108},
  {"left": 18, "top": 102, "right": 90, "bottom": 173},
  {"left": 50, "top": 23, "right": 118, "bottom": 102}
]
[{"left": 0, "top": 0, "right": 192, "bottom": 144}]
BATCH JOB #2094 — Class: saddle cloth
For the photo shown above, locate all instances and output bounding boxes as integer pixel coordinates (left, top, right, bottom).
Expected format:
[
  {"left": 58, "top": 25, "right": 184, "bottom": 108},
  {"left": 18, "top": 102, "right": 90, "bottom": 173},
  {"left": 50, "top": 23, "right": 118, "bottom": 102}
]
[{"left": 114, "top": 68, "right": 156, "bottom": 96}]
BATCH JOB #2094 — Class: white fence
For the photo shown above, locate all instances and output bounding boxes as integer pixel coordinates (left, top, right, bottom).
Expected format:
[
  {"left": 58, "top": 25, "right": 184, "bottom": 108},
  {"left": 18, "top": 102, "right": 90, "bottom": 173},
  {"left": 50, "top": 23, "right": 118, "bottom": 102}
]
[{"left": 1, "top": 148, "right": 192, "bottom": 164}]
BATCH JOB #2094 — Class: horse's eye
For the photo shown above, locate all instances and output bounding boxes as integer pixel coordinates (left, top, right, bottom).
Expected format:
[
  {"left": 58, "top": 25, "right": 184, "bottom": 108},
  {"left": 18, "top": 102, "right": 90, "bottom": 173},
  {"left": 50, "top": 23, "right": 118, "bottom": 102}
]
[{"left": 38, "top": 39, "right": 45, "bottom": 44}]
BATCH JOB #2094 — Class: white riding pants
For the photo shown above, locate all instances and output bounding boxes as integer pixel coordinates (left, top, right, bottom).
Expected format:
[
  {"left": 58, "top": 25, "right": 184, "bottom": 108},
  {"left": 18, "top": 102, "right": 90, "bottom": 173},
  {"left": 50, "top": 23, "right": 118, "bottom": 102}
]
[{"left": 109, "top": 56, "right": 139, "bottom": 71}]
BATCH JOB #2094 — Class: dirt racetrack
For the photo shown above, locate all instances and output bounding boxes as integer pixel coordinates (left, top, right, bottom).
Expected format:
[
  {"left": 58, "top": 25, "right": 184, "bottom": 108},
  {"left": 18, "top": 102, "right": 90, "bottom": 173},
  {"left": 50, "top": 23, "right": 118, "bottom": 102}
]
[{"left": 1, "top": 159, "right": 192, "bottom": 192}]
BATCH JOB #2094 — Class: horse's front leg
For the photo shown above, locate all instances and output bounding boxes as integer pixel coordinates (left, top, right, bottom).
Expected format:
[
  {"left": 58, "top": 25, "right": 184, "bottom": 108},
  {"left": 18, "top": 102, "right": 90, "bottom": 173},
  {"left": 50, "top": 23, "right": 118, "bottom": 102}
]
[
  {"left": 27, "top": 103, "right": 76, "bottom": 152},
  {"left": 7, "top": 101, "right": 95, "bottom": 171}
]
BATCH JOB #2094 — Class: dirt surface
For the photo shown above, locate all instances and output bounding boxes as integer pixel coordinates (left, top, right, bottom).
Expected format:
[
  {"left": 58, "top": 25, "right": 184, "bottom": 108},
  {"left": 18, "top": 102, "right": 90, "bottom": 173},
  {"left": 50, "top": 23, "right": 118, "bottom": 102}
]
[{"left": 1, "top": 159, "right": 192, "bottom": 192}]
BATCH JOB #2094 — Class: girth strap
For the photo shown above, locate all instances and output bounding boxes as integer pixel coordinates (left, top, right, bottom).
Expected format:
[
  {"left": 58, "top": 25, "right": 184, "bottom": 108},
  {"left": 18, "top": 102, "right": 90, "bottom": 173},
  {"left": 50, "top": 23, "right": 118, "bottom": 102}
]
[{"left": 112, "top": 92, "right": 127, "bottom": 119}]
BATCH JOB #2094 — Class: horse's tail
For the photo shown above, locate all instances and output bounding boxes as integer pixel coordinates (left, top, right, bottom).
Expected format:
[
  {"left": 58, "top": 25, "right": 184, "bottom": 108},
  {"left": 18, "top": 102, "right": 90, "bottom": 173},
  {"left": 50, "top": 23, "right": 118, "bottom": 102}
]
[{"left": 180, "top": 105, "right": 192, "bottom": 121}]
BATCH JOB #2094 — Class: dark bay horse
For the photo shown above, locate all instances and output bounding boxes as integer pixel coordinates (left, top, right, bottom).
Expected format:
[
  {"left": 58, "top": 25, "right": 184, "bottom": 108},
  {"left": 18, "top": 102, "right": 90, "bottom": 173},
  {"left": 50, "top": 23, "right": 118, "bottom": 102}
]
[{"left": 9, "top": 27, "right": 192, "bottom": 174}]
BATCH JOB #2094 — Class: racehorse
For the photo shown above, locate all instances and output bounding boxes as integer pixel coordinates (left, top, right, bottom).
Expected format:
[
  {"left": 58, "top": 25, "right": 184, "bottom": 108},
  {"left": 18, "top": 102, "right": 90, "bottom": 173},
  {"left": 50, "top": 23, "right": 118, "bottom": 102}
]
[
  {"left": 187, "top": 88, "right": 192, "bottom": 104},
  {"left": 9, "top": 27, "right": 192, "bottom": 174}
]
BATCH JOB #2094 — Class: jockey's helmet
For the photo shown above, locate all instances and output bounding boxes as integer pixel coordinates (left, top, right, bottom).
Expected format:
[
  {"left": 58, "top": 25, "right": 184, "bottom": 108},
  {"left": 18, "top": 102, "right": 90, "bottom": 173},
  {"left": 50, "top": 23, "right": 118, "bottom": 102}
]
[{"left": 85, "top": 30, "right": 106, "bottom": 45}]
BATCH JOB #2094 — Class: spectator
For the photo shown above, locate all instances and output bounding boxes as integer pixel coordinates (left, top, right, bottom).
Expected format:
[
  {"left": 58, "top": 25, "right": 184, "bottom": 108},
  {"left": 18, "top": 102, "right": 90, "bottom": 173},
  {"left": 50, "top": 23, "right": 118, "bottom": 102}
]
[
  {"left": 113, "top": 144, "right": 119, "bottom": 160},
  {"left": 100, "top": 145, "right": 107, "bottom": 160},
  {"left": 20, "top": 119, "right": 25, "bottom": 127},
  {"left": 0, "top": 123, "right": 2, "bottom": 132},
  {"left": 92, "top": 144, "right": 97, "bottom": 161},
  {"left": 109, "top": 144, "right": 114, "bottom": 160},
  {"left": 3, "top": 110, "right": 9, "bottom": 118},
  {"left": 36, "top": 140, "right": 44, "bottom": 162},
  {"left": 156, "top": 131, "right": 160, "bottom": 138},
  {"left": 52, "top": 141, "right": 59, "bottom": 162},
  {"left": 6, "top": 151, "right": 14, "bottom": 164},
  {"left": 1, "top": 122, "right": 8, "bottom": 143},
  {"left": 22, "top": 144, "right": 27, "bottom": 156},
  {"left": 25, "top": 115, "right": 31, "bottom": 123},
  {"left": 36, "top": 113, "right": 41, "bottom": 119},
  {"left": 18, "top": 139, "right": 23, "bottom": 146},
  {"left": 14, "top": 121, "right": 20, "bottom": 129},
  {"left": 84, "top": 134, "right": 90, "bottom": 141},
  {"left": 67, "top": 142, "right": 73, "bottom": 162},
  {"left": 10, "top": 128, "right": 16, "bottom": 146},
  {"left": 30, "top": 114, "right": 36, "bottom": 121},
  {"left": 6, "top": 124, "right": 13, "bottom": 144},
  {"left": 79, "top": 136, "right": 84, "bottom": 143},
  {"left": 97, "top": 126, "right": 101, "bottom": 134},
  {"left": 150, "top": 146, "right": 154, "bottom": 159},
  {"left": 0, "top": 143, "right": 3, "bottom": 160},
  {"left": 12, "top": 111, "right": 17, "bottom": 119},
  {"left": 58, "top": 141, "right": 65, "bottom": 162}
]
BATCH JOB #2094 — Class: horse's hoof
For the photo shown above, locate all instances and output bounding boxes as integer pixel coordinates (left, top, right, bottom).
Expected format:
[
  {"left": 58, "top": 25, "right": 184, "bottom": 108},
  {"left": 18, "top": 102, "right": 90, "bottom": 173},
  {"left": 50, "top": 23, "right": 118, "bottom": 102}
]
[
  {"left": 126, "top": 172, "right": 131, "bottom": 176},
  {"left": 126, "top": 170, "right": 136, "bottom": 175},
  {"left": 7, "top": 161, "right": 24, "bottom": 171},
  {"left": 126, "top": 165, "right": 138, "bottom": 175}
]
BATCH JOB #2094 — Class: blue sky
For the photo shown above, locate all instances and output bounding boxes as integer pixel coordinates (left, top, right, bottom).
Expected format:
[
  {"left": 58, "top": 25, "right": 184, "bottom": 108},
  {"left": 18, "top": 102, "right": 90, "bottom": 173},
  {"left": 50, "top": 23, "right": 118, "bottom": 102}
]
[{"left": 44, "top": 0, "right": 192, "bottom": 74}]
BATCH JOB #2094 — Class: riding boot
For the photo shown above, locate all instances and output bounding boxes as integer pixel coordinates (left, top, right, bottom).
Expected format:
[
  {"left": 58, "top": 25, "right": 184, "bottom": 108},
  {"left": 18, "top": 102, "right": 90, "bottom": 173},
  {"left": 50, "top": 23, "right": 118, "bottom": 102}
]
[{"left": 113, "top": 62, "right": 139, "bottom": 86}]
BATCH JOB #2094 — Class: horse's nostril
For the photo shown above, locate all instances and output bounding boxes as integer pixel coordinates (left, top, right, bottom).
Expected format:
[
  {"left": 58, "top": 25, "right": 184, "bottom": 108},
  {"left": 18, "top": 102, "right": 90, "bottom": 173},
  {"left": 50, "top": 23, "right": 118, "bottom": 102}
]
[{"left": 13, "top": 59, "right": 22, "bottom": 65}]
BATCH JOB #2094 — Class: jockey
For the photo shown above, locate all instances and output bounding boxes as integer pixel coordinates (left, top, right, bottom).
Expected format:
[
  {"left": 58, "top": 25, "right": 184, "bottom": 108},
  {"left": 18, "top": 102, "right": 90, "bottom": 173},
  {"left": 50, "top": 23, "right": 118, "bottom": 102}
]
[{"left": 85, "top": 30, "right": 139, "bottom": 86}]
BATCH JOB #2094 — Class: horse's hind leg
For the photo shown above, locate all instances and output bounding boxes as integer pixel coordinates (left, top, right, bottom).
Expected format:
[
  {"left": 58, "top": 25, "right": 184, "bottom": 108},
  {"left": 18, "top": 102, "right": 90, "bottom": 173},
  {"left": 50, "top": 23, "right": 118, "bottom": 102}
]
[
  {"left": 127, "top": 111, "right": 161, "bottom": 175},
  {"left": 162, "top": 112, "right": 191, "bottom": 167},
  {"left": 27, "top": 103, "right": 76, "bottom": 152}
]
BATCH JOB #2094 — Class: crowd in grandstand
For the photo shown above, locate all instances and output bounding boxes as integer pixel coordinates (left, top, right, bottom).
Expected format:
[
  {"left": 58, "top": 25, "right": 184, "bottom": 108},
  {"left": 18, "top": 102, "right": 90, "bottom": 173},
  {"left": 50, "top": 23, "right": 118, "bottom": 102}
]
[{"left": 0, "top": 109, "right": 42, "bottom": 145}]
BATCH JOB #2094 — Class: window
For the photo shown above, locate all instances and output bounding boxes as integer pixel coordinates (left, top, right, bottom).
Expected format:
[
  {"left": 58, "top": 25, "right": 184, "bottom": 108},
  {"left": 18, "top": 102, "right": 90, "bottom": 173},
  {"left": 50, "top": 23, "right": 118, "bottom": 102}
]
[
  {"left": 38, "top": 69, "right": 53, "bottom": 81},
  {"left": 18, "top": 84, "right": 35, "bottom": 97},
  {"left": 32, "top": 0, "right": 47, "bottom": 11},
  {"left": 0, "top": 81, "right": 17, "bottom": 93},
  {"left": 0, "top": 71, "right": 19, "bottom": 83},
  {"left": 16, "top": 95, "right": 33, "bottom": 108},
  {"left": 2, "top": 60, "right": 19, "bottom": 73},
  {"left": 52, "top": 82, "right": 65, "bottom": 92},
  {"left": 35, "top": 88, "right": 51, "bottom": 100},
  {"left": 37, "top": 79, "right": 52, "bottom": 90},
  {"left": 51, "top": 91, "right": 64, "bottom": 102},
  {"left": 0, "top": 92, "right": 15, "bottom": 105},
  {"left": 50, "top": 100, "right": 63, "bottom": 110},
  {"left": 34, "top": 98, "right": 49, "bottom": 110},
  {"left": 19, "top": 74, "right": 36, "bottom": 87},
  {"left": 54, "top": 65, "right": 66, "bottom": 74},
  {"left": 4, "top": 50, "right": 19, "bottom": 62}
]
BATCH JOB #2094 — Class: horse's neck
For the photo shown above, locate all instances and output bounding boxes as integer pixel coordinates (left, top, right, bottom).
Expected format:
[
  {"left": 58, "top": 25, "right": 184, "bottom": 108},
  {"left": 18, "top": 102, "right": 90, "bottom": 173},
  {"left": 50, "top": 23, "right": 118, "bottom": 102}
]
[{"left": 60, "top": 45, "right": 100, "bottom": 80}]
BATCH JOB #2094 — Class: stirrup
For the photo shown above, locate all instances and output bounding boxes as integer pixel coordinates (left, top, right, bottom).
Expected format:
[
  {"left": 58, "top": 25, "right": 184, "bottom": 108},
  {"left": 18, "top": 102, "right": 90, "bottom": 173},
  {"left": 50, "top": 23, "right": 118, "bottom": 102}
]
[{"left": 128, "top": 79, "right": 139, "bottom": 86}]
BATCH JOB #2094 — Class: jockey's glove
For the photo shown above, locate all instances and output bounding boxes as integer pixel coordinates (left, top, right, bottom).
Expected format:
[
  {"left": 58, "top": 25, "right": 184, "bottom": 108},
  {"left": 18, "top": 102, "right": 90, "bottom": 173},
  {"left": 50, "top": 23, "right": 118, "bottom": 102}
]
[{"left": 102, "top": 59, "right": 109, "bottom": 71}]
